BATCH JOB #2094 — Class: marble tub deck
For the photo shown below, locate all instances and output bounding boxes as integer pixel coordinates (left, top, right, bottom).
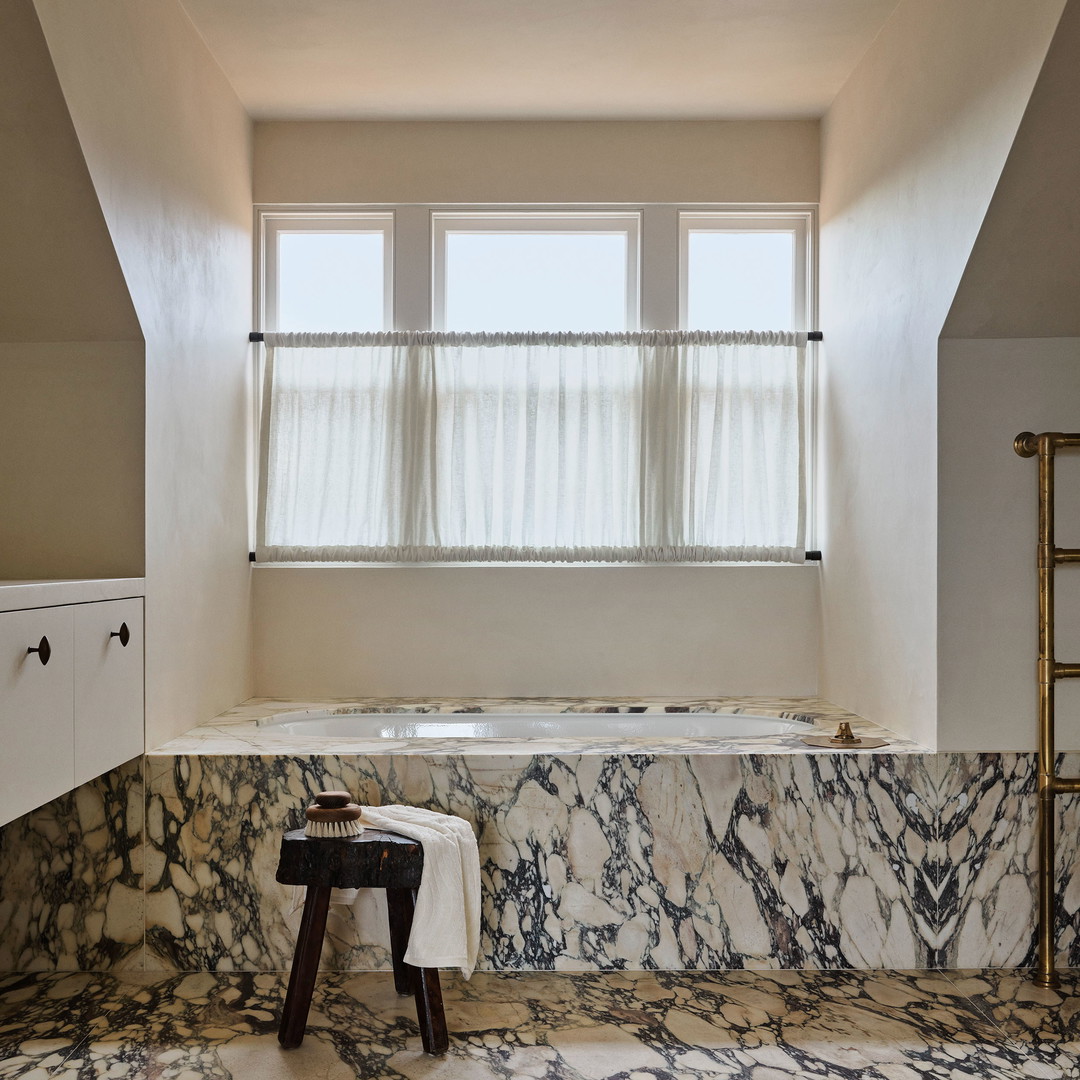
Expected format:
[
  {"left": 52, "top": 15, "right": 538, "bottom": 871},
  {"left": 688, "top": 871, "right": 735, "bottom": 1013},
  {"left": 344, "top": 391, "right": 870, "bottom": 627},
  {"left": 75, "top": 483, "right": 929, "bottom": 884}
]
[
  {"left": 155, "top": 696, "right": 920, "bottom": 756},
  {"left": 1, "top": 967, "right": 1077, "bottom": 1080}
]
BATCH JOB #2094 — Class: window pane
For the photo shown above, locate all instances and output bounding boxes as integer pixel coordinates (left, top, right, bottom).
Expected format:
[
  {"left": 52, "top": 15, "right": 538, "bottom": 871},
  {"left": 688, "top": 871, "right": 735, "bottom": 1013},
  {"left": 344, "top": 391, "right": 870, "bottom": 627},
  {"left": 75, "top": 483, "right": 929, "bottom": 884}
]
[
  {"left": 277, "top": 232, "right": 385, "bottom": 331},
  {"left": 444, "top": 232, "right": 628, "bottom": 331},
  {"left": 686, "top": 231, "right": 795, "bottom": 330}
]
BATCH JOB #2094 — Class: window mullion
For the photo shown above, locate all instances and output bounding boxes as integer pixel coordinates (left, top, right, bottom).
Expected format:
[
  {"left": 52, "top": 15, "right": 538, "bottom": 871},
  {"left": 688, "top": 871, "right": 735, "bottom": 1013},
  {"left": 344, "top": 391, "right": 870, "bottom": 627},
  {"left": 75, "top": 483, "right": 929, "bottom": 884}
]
[
  {"left": 394, "top": 206, "right": 431, "bottom": 331},
  {"left": 641, "top": 206, "right": 678, "bottom": 332}
]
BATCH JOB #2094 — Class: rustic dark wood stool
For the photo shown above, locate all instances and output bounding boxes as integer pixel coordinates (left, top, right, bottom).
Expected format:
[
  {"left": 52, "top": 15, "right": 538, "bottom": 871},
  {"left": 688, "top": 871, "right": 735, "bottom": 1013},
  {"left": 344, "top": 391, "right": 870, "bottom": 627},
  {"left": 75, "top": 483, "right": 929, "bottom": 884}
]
[{"left": 275, "top": 827, "right": 448, "bottom": 1054}]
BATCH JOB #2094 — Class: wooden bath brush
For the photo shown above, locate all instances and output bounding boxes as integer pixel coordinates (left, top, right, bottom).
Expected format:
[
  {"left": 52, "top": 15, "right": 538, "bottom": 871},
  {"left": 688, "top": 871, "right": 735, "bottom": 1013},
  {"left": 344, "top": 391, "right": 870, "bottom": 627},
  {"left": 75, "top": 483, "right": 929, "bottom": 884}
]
[{"left": 304, "top": 790, "right": 365, "bottom": 838}]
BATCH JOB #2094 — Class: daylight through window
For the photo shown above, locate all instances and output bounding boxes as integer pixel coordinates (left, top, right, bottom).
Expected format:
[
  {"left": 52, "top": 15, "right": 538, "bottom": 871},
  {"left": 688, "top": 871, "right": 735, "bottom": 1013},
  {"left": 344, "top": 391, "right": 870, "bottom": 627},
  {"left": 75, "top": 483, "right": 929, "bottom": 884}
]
[{"left": 255, "top": 207, "right": 814, "bottom": 564}]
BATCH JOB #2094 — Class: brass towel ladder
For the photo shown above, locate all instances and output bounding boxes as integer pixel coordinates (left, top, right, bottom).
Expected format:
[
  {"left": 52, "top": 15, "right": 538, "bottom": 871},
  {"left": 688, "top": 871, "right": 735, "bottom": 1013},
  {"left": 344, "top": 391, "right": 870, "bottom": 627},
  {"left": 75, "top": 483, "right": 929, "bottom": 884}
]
[{"left": 1015, "top": 431, "right": 1080, "bottom": 989}]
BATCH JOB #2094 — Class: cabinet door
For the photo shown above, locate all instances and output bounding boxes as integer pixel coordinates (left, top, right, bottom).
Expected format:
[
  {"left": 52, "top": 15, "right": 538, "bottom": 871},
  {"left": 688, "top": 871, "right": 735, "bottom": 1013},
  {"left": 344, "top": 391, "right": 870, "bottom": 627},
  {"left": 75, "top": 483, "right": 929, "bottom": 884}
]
[
  {"left": 0, "top": 606, "right": 75, "bottom": 827},
  {"left": 73, "top": 598, "right": 144, "bottom": 787}
]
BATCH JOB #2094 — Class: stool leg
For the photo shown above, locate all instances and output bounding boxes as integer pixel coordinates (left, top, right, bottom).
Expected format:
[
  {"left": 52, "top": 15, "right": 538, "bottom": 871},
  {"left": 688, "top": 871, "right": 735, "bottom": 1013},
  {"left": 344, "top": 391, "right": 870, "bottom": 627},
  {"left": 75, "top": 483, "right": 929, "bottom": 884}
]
[
  {"left": 386, "top": 887, "right": 449, "bottom": 1055},
  {"left": 386, "top": 888, "right": 414, "bottom": 996},
  {"left": 414, "top": 964, "right": 449, "bottom": 1055},
  {"left": 279, "top": 884, "right": 332, "bottom": 1049}
]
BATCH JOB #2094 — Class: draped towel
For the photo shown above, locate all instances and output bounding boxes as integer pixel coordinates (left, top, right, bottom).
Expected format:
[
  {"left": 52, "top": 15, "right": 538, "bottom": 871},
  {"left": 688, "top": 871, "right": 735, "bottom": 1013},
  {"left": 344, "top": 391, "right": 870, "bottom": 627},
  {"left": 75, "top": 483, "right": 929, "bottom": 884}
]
[{"left": 257, "top": 330, "right": 805, "bottom": 563}]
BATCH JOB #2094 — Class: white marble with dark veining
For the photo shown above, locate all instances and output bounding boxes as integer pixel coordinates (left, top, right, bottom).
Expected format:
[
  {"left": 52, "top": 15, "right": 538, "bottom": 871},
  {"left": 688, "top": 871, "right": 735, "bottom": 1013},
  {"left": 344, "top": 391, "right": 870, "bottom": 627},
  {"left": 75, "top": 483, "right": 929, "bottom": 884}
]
[
  {"left": 1, "top": 967, "right": 1076, "bottom": 1080},
  {"left": 140, "top": 747, "right": 1080, "bottom": 974},
  {"left": 0, "top": 757, "right": 143, "bottom": 972},
  {"left": 154, "top": 696, "right": 922, "bottom": 756},
  {"left": 1, "top": 698, "right": 1078, "bottom": 977}
]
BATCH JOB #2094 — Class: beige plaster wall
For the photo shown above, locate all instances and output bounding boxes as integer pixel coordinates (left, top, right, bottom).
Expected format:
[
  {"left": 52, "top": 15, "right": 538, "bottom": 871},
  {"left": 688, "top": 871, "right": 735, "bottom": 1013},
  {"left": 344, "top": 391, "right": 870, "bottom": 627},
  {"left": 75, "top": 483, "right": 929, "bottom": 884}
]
[
  {"left": 252, "top": 119, "right": 822, "bottom": 699},
  {"left": 0, "top": 0, "right": 139, "bottom": 344},
  {"left": 33, "top": 0, "right": 254, "bottom": 745},
  {"left": 253, "top": 566, "right": 820, "bottom": 699},
  {"left": 254, "top": 120, "right": 820, "bottom": 205},
  {"left": 937, "top": 3, "right": 1080, "bottom": 751},
  {"left": 0, "top": 342, "right": 144, "bottom": 580},
  {"left": 938, "top": 338, "right": 1080, "bottom": 752},
  {"left": 0, "top": 0, "right": 144, "bottom": 580},
  {"left": 943, "top": 0, "right": 1080, "bottom": 339},
  {"left": 818, "top": 0, "right": 1064, "bottom": 746}
]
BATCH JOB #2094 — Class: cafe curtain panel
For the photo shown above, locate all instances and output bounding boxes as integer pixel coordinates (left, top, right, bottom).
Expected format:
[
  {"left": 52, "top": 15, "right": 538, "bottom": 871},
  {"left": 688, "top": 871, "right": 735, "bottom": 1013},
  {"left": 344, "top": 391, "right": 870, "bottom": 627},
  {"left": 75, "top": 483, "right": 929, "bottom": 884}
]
[{"left": 257, "top": 330, "right": 806, "bottom": 563}]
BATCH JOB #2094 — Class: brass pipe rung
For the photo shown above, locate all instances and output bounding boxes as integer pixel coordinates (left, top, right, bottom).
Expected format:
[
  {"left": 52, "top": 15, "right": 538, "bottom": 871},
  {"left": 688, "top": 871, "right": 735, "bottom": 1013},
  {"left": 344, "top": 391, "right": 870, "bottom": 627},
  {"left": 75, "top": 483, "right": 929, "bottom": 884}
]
[
  {"left": 1051, "top": 777, "right": 1080, "bottom": 795},
  {"left": 1054, "top": 663, "right": 1080, "bottom": 679},
  {"left": 1014, "top": 431, "right": 1080, "bottom": 457},
  {"left": 1056, "top": 548, "right": 1080, "bottom": 563}
]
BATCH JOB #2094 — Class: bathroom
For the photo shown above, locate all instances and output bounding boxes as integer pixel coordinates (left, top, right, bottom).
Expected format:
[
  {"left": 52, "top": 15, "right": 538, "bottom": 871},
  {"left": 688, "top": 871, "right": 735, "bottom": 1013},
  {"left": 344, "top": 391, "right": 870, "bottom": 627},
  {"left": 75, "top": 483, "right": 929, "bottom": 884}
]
[{"left": 2, "top": 0, "right": 1080, "bottom": 1075}]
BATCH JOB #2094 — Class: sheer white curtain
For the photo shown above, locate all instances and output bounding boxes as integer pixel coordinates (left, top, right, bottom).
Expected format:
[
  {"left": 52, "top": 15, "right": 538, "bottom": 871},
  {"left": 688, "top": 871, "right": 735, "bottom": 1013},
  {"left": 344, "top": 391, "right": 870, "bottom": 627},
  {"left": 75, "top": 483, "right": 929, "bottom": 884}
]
[{"left": 257, "top": 331, "right": 805, "bottom": 563}]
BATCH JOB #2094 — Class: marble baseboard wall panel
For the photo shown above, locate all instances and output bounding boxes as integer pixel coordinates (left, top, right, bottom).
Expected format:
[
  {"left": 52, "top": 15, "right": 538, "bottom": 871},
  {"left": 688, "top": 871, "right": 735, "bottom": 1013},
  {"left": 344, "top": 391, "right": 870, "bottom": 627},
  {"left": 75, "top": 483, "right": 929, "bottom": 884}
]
[
  {"left": 142, "top": 751, "right": 1080, "bottom": 974},
  {"left": 1053, "top": 752, "right": 1080, "bottom": 965},
  {"left": 0, "top": 758, "right": 143, "bottom": 971},
  {"left": 3, "top": 748, "right": 1077, "bottom": 974}
]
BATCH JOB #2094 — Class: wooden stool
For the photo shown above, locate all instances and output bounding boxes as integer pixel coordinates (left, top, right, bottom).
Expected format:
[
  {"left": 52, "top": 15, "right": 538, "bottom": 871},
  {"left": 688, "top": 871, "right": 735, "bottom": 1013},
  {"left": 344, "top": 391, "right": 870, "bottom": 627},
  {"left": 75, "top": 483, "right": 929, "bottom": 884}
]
[{"left": 275, "top": 827, "right": 449, "bottom": 1054}]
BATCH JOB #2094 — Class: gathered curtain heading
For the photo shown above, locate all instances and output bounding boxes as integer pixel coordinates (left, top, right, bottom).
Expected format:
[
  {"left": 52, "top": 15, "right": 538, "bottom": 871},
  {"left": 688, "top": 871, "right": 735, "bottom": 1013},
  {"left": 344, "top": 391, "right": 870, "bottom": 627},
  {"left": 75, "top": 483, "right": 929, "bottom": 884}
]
[
  {"left": 257, "top": 330, "right": 806, "bottom": 564},
  {"left": 261, "top": 329, "right": 808, "bottom": 349}
]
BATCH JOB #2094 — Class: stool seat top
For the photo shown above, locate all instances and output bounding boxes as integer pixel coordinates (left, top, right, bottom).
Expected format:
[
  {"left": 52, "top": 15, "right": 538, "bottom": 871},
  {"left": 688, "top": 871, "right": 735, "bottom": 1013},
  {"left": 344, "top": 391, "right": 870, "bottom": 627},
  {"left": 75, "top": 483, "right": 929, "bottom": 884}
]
[{"left": 276, "top": 827, "right": 424, "bottom": 890}]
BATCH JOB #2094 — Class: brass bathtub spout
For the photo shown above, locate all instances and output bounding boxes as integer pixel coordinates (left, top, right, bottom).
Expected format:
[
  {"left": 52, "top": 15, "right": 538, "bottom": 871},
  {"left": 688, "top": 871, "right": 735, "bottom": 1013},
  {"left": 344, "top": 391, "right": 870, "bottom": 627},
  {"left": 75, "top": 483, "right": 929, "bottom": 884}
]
[{"left": 1015, "top": 431, "right": 1080, "bottom": 990}]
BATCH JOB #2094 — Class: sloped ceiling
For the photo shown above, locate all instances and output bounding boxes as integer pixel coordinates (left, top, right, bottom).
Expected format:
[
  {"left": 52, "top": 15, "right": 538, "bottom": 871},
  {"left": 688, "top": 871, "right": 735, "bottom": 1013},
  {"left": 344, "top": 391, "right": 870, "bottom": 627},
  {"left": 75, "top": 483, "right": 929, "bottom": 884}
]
[
  {"left": 943, "top": 0, "right": 1080, "bottom": 338},
  {"left": 179, "top": 0, "right": 900, "bottom": 120},
  {"left": 0, "top": 0, "right": 140, "bottom": 342}
]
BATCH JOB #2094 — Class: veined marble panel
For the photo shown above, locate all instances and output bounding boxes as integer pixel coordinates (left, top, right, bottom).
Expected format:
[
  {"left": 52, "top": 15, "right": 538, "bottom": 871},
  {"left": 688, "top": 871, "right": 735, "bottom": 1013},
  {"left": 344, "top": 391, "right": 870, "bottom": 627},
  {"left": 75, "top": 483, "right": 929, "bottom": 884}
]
[
  {"left": 140, "top": 749, "right": 1064, "bottom": 974},
  {"left": 935, "top": 753, "right": 1038, "bottom": 969},
  {"left": 2, "top": 711, "right": 1079, "bottom": 975},
  {"left": 1056, "top": 753, "right": 1080, "bottom": 968},
  {"left": 6, "top": 972, "right": 1071, "bottom": 1080},
  {"left": 0, "top": 757, "right": 143, "bottom": 971},
  {"left": 4, "top": 968, "right": 1073, "bottom": 1080}
]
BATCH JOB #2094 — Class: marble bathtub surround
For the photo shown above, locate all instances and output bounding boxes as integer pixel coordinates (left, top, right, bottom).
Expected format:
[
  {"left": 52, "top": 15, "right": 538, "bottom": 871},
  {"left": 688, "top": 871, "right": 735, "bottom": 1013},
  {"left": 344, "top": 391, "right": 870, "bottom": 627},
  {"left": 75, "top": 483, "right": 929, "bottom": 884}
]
[
  {"left": 1, "top": 967, "right": 1077, "bottom": 1080},
  {"left": 154, "top": 695, "right": 923, "bottom": 756},
  {"left": 0, "top": 697, "right": 1078, "bottom": 977},
  {"left": 141, "top": 747, "right": 1080, "bottom": 975}
]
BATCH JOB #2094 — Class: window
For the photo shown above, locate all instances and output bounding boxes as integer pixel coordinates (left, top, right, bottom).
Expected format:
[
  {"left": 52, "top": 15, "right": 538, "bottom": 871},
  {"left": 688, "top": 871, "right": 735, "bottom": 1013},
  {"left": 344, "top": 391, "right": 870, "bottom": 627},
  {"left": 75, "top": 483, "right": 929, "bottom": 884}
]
[
  {"left": 259, "top": 207, "right": 811, "bottom": 335},
  {"left": 679, "top": 213, "right": 807, "bottom": 332},
  {"left": 262, "top": 213, "right": 392, "bottom": 332},
  {"left": 255, "top": 206, "right": 815, "bottom": 564},
  {"left": 432, "top": 212, "right": 640, "bottom": 331}
]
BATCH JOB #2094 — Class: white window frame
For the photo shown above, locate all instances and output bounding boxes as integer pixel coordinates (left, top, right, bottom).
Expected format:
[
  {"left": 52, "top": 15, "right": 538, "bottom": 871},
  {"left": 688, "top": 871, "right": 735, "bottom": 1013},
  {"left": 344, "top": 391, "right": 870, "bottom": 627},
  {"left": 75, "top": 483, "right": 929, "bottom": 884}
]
[
  {"left": 259, "top": 211, "right": 394, "bottom": 332},
  {"left": 675, "top": 209, "right": 816, "bottom": 550},
  {"left": 430, "top": 210, "right": 642, "bottom": 331},
  {"left": 677, "top": 211, "right": 811, "bottom": 331},
  {"left": 252, "top": 203, "right": 819, "bottom": 558}
]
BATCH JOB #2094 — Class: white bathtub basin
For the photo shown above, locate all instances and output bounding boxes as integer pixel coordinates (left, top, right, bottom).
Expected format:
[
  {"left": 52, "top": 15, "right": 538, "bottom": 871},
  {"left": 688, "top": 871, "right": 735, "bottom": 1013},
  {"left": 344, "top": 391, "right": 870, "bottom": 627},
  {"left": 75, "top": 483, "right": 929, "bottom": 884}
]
[{"left": 257, "top": 710, "right": 816, "bottom": 739}]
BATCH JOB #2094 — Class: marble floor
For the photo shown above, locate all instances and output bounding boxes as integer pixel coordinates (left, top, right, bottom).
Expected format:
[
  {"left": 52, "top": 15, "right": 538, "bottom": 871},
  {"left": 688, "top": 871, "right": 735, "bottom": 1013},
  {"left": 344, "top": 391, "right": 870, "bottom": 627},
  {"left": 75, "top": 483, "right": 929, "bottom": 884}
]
[{"left": 0, "top": 968, "right": 1077, "bottom": 1080}]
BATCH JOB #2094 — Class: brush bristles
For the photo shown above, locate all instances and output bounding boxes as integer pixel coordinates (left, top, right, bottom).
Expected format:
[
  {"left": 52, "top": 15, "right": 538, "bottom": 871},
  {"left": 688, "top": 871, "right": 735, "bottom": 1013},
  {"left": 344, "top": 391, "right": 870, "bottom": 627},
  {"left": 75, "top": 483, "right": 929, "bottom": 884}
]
[{"left": 304, "top": 818, "right": 365, "bottom": 839}]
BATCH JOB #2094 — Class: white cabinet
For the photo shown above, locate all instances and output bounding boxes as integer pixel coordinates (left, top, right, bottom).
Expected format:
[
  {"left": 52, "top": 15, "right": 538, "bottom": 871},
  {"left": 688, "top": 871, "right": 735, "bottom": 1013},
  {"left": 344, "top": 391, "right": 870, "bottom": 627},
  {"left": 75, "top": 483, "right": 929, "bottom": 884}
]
[
  {"left": 0, "top": 606, "right": 75, "bottom": 826},
  {"left": 0, "top": 586, "right": 143, "bottom": 827},
  {"left": 73, "top": 598, "right": 144, "bottom": 787}
]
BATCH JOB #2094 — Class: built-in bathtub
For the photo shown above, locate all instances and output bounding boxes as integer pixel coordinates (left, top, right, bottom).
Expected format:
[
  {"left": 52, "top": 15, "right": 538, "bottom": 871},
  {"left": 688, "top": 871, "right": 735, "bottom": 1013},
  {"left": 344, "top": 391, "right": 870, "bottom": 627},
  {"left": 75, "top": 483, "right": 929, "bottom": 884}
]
[
  {"left": 4, "top": 697, "right": 1077, "bottom": 977},
  {"left": 139, "top": 696, "right": 984, "bottom": 976},
  {"left": 257, "top": 709, "right": 818, "bottom": 740}
]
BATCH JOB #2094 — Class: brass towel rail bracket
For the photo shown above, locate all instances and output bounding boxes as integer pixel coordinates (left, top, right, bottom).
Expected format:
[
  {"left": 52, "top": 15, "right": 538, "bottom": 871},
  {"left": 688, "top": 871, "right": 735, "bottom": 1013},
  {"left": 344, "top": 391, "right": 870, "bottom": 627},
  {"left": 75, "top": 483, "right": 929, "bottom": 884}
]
[{"left": 1014, "top": 430, "right": 1080, "bottom": 989}]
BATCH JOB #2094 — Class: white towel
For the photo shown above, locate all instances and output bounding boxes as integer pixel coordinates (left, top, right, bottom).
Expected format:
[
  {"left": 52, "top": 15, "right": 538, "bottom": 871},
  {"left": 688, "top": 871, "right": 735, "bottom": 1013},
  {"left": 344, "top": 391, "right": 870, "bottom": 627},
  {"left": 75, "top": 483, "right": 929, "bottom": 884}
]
[{"left": 357, "top": 805, "right": 481, "bottom": 978}]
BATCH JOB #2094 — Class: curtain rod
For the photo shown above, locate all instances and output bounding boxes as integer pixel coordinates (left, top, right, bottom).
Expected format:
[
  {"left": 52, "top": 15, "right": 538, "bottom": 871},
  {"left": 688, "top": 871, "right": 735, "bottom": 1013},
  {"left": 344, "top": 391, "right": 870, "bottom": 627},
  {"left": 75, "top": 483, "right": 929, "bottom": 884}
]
[
  {"left": 248, "top": 550, "right": 821, "bottom": 562},
  {"left": 249, "top": 330, "right": 824, "bottom": 343}
]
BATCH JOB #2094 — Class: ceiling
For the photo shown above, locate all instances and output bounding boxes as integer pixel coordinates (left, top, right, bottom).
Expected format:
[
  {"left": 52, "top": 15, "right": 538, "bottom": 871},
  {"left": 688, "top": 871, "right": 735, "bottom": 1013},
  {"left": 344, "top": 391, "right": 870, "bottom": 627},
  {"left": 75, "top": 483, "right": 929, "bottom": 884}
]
[{"left": 179, "top": 0, "right": 900, "bottom": 121}]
